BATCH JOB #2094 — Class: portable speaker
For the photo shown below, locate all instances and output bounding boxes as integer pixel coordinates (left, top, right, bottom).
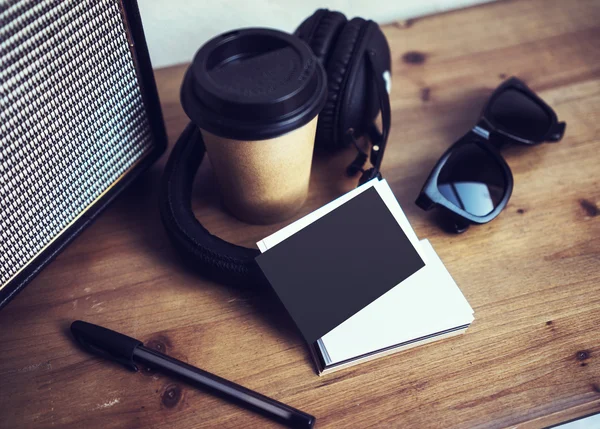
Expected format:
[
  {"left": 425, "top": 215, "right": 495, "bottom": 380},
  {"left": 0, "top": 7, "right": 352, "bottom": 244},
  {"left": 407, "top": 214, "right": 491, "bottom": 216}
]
[{"left": 0, "top": 0, "right": 167, "bottom": 308}]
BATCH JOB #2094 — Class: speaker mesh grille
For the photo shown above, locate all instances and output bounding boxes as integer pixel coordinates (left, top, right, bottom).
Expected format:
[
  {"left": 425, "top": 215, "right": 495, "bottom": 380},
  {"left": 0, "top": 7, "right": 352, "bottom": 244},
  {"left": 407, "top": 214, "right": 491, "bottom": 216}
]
[{"left": 0, "top": 0, "right": 154, "bottom": 288}]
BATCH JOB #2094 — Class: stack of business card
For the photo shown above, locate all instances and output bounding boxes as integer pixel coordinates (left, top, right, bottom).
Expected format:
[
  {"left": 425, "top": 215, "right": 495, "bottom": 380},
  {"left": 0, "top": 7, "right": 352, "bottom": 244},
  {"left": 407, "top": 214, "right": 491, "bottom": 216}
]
[{"left": 256, "top": 179, "right": 474, "bottom": 375}]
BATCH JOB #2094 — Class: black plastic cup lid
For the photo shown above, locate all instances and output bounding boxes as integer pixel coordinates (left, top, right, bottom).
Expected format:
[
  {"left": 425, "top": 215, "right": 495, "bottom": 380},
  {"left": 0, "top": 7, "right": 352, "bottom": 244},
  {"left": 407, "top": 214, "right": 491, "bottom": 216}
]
[{"left": 181, "top": 28, "right": 327, "bottom": 141}]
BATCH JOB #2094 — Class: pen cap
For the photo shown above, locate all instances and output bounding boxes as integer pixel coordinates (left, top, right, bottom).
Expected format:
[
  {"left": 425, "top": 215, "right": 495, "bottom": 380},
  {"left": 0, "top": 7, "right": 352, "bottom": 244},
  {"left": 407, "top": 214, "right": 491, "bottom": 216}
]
[{"left": 71, "top": 320, "right": 142, "bottom": 371}]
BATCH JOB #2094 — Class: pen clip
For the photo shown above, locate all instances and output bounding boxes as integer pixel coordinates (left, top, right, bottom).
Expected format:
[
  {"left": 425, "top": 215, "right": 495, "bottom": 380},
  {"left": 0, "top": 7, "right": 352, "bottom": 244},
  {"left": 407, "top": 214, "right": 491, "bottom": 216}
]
[{"left": 71, "top": 320, "right": 142, "bottom": 372}]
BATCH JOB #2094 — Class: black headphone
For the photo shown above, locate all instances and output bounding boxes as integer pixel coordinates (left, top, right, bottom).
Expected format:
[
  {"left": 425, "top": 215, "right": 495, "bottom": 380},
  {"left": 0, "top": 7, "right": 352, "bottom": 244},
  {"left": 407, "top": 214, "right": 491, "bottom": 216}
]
[{"left": 160, "top": 9, "right": 392, "bottom": 286}]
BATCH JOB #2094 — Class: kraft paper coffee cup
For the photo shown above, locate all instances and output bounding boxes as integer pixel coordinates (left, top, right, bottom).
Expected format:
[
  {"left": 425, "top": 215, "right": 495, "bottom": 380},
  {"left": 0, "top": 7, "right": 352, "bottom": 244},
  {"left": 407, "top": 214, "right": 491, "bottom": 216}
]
[{"left": 181, "top": 28, "right": 327, "bottom": 224}]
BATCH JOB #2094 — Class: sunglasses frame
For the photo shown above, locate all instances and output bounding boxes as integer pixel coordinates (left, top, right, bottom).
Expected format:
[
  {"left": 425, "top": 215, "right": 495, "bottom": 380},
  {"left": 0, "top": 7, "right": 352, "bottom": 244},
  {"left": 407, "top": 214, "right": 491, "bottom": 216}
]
[
  {"left": 416, "top": 76, "right": 565, "bottom": 231},
  {"left": 477, "top": 77, "right": 566, "bottom": 145},
  {"left": 415, "top": 132, "right": 514, "bottom": 224}
]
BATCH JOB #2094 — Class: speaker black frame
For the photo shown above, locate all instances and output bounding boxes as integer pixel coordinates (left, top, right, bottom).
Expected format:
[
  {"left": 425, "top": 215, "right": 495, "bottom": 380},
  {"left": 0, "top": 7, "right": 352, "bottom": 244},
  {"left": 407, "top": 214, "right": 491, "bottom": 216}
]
[{"left": 0, "top": 1, "right": 167, "bottom": 309}]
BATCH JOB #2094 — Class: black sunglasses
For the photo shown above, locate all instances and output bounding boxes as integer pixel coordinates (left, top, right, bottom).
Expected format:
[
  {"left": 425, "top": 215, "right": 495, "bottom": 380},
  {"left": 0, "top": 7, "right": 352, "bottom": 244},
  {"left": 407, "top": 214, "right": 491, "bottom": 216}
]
[{"left": 416, "top": 77, "right": 566, "bottom": 233}]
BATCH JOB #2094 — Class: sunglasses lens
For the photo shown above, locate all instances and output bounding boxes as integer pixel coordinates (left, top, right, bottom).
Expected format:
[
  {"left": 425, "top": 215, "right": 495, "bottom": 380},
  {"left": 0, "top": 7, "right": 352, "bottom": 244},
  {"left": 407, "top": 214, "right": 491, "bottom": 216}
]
[
  {"left": 437, "top": 142, "right": 506, "bottom": 217},
  {"left": 489, "top": 89, "right": 551, "bottom": 141}
]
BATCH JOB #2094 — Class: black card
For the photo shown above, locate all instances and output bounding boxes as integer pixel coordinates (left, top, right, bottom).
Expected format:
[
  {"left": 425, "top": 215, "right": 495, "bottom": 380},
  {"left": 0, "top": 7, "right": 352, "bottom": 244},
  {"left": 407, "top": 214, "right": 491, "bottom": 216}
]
[{"left": 255, "top": 186, "right": 425, "bottom": 344}]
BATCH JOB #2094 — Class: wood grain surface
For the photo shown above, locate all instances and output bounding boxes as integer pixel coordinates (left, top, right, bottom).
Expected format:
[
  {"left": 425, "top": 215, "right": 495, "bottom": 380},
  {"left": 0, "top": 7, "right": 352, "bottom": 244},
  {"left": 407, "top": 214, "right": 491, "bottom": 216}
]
[{"left": 1, "top": 0, "right": 599, "bottom": 427}]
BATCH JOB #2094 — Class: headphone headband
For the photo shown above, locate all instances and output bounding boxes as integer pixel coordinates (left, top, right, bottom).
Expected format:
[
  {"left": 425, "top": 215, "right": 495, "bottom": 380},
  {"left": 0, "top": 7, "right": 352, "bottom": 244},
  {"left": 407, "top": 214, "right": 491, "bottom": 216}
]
[{"left": 159, "top": 124, "right": 263, "bottom": 286}]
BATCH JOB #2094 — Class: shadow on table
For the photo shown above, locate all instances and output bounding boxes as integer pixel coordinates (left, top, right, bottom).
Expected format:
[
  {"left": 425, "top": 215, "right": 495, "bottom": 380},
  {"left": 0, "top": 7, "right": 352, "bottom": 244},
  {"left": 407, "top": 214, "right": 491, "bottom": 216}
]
[{"left": 109, "top": 161, "right": 309, "bottom": 358}]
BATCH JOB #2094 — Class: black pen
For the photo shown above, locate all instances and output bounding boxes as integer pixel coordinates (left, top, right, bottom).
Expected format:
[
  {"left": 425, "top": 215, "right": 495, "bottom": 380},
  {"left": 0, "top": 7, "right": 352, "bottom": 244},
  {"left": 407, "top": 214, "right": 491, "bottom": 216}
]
[{"left": 71, "top": 321, "right": 315, "bottom": 428}]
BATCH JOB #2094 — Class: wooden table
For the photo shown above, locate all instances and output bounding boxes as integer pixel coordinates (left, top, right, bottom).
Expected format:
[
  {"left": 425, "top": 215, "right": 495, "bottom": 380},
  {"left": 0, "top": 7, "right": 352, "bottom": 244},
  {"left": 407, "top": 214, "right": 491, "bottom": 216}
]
[{"left": 1, "top": 0, "right": 599, "bottom": 427}]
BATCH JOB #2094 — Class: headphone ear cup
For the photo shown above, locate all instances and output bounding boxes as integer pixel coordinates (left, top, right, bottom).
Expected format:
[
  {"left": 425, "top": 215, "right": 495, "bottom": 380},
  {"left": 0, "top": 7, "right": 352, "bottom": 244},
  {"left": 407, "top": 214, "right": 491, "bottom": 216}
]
[
  {"left": 294, "top": 10, "right": 347, "bottom": 65},
  {"left": 316, "top": 18, "right": 366, "bottom": 150},
  {"left": 326, "top": 21, "right": 392, "bottom": 151},
  {"left": 294, "top": 9, "right": 325, "bottom": 39}
]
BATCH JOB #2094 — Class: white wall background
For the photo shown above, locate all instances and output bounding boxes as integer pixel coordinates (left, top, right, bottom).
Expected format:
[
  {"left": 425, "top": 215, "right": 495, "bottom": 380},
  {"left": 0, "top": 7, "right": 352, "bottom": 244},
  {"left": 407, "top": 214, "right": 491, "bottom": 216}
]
[{"left": 138, "top": 0, "right": 494, "bottom": 69}]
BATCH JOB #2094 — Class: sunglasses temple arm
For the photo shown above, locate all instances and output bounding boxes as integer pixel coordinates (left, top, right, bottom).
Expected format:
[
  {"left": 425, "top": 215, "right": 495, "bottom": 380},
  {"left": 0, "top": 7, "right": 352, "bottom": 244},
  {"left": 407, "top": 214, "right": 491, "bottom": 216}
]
[
  {"left": 415, "top": 193, "right": 435, "bottom": 210},
  {"left": 548, "top": 121, "right": 566, "bottom": 142}
]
